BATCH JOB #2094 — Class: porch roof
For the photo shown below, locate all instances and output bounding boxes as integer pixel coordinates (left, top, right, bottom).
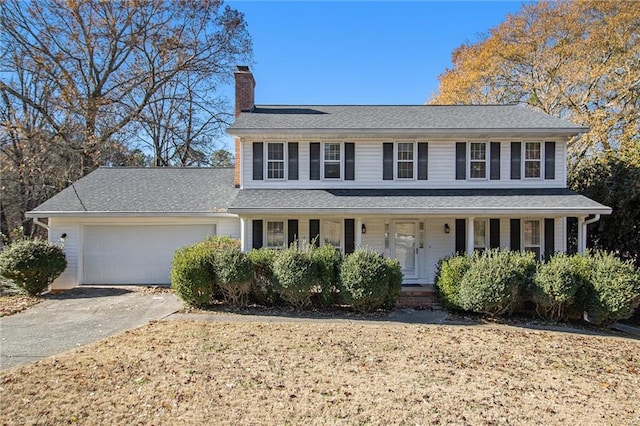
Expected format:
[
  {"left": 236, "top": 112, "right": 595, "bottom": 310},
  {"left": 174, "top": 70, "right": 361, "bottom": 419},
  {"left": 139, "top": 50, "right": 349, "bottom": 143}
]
[{"left": 228, "top": 188, "right": 611, "bottom": 216}]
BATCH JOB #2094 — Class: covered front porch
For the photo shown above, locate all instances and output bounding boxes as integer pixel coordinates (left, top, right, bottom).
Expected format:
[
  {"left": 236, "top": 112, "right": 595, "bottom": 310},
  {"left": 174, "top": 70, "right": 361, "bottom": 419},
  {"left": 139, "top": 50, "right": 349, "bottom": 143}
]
[{"left": 229, "top": 188, "right": 612, "bottom": 285}]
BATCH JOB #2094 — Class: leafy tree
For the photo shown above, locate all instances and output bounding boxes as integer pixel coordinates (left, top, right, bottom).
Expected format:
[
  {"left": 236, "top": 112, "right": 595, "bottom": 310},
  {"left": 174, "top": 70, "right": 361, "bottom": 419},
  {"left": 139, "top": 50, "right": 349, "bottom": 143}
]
[
  {"left": 0, "top": 0, "right": 252, "bottom": 237},
  {"left": 430, "top": 1, "right": 639, "bottom": 161},
  {"left": 569, "top": 148, "right": 640, "bottom": 266}
]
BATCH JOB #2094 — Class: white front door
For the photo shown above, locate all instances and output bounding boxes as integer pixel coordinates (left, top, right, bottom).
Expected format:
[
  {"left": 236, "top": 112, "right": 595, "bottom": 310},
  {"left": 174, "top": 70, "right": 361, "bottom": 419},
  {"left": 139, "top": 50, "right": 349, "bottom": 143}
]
[{"left": 392, "top": 221, "right": 418, "bottom": 279}]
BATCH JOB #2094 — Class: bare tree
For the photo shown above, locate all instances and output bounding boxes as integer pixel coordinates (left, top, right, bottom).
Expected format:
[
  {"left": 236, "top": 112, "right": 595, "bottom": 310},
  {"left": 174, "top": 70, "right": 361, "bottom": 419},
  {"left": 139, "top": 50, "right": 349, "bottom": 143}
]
[{"left": 0, "top": 0, "right": 252, "bottom": 238}]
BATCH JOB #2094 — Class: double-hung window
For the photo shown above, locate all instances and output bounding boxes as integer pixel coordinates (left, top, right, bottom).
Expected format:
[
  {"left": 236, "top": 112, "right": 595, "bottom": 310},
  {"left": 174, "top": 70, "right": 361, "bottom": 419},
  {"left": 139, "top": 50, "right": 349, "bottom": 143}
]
[
  {"left": 396, "top": 142, "right": 414, "bottom": 179},
  {"left": 474, "top": 220, "right": 488, "bottom": 250},
  {"left": 266, "top": 221, "right": 285, "bottom": 248},
  {"left": 322, "top": 220, "right": 342, "bottom": 250},
  {"left": 469, "top": 142, "right": 487, "bottom": 179},
  {"left": 524, "top": 142, "right": 541, "bottom": 178},
  {"left": 324, "top": 143, "right": 341, "bottom": 179},
  {"left": 523, "top": 219, "right": 541, "bottom": 259},
  {"left": 267, "top": 143, "right": 285, "bottom": 179}
]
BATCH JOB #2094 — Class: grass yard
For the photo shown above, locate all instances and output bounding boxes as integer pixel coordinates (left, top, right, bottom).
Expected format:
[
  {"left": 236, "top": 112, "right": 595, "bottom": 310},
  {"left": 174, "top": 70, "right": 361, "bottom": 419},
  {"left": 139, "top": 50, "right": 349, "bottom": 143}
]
[{"left": 1, "top": 319, "right": 639, "bottom": 425}]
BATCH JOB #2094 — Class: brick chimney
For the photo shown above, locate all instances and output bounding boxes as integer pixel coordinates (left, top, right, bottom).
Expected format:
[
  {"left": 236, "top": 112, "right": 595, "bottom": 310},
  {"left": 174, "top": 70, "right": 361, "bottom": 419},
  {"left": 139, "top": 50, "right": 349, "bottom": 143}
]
[{"left": 234, "top": 66, "right": 255, "bottom": 187}]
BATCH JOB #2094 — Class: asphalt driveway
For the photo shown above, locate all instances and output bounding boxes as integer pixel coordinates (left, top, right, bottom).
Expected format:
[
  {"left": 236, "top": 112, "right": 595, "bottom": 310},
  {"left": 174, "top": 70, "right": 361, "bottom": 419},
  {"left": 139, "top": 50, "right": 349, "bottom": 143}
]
[{"left": 0, "top": 286, "right": 182, "bottom": 370}]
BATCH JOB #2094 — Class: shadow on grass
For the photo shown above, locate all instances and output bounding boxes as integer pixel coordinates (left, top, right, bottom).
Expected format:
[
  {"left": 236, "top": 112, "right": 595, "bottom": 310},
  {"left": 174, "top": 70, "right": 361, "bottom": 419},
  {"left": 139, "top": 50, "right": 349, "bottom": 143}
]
[{"left": 181, "top": 302, "right": 640, "bottom": 341}]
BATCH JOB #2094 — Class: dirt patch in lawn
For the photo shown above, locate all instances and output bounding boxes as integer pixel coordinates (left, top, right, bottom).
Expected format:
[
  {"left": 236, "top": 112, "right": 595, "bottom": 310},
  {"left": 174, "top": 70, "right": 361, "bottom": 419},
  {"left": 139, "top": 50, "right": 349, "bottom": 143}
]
[{"left": 1, "top": 321, "right": 639, "bottom": 425}]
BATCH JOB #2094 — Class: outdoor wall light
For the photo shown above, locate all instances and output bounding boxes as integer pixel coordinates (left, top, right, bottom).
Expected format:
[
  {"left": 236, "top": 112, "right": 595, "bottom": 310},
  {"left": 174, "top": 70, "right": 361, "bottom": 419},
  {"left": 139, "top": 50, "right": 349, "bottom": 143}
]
[
  {"left": 361, "top": 224, "right": 367, "bottom": 234},
  {"left": 444, "top": 224, "right": 450, "bottom": 234}
]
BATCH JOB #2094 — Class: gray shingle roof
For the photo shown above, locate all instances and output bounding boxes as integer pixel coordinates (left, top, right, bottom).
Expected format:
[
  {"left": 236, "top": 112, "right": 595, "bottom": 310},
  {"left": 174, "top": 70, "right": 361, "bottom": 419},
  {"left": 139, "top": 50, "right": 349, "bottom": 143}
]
[
  {"left": 229, "top": 188, "right": 611, "bottom": 215},
  {"left": 27, "top": 167, "right": 238, "bottom": 216},
  {"left": 228, "top": 105, "right": 588, "bottom": 137}
]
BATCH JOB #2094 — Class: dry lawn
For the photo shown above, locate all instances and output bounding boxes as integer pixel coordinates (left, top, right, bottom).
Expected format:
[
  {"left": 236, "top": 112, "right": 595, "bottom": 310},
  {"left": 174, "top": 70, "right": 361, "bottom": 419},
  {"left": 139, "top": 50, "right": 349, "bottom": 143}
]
[
  {"left": 0, "top": 293, "right": 41, "bottom": 317},
  {"left": 1, "top": 320, "right": 639, "bottom": 425}
]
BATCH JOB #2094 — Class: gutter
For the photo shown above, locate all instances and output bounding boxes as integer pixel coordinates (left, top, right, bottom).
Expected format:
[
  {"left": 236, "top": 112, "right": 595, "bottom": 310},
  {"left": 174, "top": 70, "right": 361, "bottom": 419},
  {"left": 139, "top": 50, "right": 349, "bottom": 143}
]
[
  {"left": 24, "top": 211, "right": 239, "bottom": 218},
  {"left": 228, "top": 127, "right": 589, "bottom": 138},
  {"left": 228, "top": 207, "right": 613, "bottom": 216},
  {"left": 32, "top": 217, "right": 49, "bottom": 230}
]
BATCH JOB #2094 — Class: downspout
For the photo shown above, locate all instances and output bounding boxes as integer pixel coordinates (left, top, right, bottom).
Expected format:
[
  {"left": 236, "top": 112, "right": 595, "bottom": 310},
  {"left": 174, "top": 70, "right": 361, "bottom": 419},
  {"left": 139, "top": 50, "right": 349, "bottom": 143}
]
[{"left": 580, "top": 214, "right": 601, "bottom": 254}]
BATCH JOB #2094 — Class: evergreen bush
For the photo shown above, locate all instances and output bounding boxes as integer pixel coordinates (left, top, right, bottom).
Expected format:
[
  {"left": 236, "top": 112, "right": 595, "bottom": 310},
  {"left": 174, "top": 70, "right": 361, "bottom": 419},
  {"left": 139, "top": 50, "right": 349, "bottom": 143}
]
[
  {"left": 340, "top": 249, "right": 389, "bottom": 312},
  {"left": 272, "top": 245, "right": 316, "bottom": 308},
  {"left": 311, "top": 244, "right": 343, "bottom": 307},
  {"left": 170, "top": 242, "right": 216, "bottom": 307},
  {"left": 0, "top": 238, "right": 67, "bottom": 296},
  {"left": 434, "top": 254, "right": 473, "bottom": 310},
  {"left": 212, "top": 239, "right": 253, "bottom": 306}
]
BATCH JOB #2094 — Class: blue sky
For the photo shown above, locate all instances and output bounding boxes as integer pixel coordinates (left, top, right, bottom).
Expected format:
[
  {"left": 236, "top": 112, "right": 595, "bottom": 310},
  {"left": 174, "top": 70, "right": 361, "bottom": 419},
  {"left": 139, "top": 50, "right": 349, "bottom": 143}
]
[
  {"left": 220, "top": 1, "right": 526, "bottom": 149},
  {"left": 225, "top": 1, "right": 525, "bottom": 104}
]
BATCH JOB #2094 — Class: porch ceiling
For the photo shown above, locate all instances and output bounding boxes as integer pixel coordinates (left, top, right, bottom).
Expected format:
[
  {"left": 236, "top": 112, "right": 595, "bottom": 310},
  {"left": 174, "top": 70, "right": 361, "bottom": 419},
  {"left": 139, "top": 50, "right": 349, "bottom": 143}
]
[{"left": 229, "top": 188, "right": 612, "bottom": 216}]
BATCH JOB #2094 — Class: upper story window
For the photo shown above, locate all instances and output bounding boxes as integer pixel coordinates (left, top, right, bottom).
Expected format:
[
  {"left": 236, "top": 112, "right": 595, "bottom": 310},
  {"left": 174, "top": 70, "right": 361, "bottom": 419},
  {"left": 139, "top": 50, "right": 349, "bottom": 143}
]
[
  {"left": 324, "top": 143, "right": 341, "bottom": 179},
  {"left": 469, "top": 142, "right": 487, "bottom": 179},
  {"left": 397, "top": 142, "right": 415, "bottom": 179},
  {"left": 524, "top": 142, "right": 541, "bottom": 178},
  {"left": 523, "top": 219, "right": 541, "bottom": 259},
  {"left": 267, "top": 143, "right": 285, "bottom": 180}
]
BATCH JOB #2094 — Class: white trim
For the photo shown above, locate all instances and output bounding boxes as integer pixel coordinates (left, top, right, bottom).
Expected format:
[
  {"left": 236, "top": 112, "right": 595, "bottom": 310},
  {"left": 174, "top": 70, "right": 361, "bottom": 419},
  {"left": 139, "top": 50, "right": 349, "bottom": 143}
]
[
  {"left": 228, "top": 128, "right": 589, "bottom": 138},
  {"left": 522, "top": 218, "right": 543, "bottom": 259},
  {"left": 230, "top": 207, "right": 612, "bottom": 216},
  {"left": 265, "top": 141, "right": 286, "bottom": 181},
  {"left": 322, "top": 141, "right": 343, "bottom": 181},
  {"left": 468, "top": 142, "right": 488, "bottom": 180},
  {"left": 395, "top": 141, "right": 416, "bottom": 180},
  {"left": 473, "top": 218, "right": 489, "bottom": 249},
  {"left": 523, "top": 141, "right": 543, "bottom": 180},
  {"left": 265, "top": 220, "right": 286, "bottom": 248}
]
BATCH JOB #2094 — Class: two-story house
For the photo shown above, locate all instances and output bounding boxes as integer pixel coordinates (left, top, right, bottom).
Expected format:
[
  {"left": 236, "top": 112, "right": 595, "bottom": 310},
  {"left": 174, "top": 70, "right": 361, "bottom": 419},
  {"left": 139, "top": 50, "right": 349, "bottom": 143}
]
[{"left": 26, "top": 66, "right": 611, "bottom": 290}]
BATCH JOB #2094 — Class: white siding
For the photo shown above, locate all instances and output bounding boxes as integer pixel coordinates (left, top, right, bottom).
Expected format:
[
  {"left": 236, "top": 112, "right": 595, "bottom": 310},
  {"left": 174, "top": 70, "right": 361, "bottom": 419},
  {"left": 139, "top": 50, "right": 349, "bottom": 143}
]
[
  {"left": 241, "top": 138, "right": 567, "bottom": 189},
  {"left": 425, "top": 218, "right": 456, "bottom": 283},
  {"left": 360, "top": 218, "right": 384, "bottom": 253},
  {"left": 48, "top": 220, "right": 80, "bottom": 290}
]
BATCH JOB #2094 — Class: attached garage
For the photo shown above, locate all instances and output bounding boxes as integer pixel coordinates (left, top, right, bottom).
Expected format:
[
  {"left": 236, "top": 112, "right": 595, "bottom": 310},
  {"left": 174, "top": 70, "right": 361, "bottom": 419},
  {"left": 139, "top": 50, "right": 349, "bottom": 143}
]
[{"left": 81, "top": 224, "right": 216, "bottom": 285}]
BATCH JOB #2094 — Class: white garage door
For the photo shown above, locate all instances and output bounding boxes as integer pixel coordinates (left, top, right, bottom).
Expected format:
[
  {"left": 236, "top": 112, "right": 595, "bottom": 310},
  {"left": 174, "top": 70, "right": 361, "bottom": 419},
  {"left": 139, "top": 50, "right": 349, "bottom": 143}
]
[{"left": 82, "top": 225, "right": 216, "bottom": 285}]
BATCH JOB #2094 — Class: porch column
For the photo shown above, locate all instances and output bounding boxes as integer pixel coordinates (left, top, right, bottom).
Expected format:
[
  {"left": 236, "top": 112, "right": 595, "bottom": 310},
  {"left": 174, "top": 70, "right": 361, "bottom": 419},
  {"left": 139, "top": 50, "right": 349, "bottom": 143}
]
[
  {"left": 577, "top": 216, "right": 585, "bottom": 254},
  {"left": 240, "top": 217, "right": 247, "bottom": 252},
  {"left": 466, "top": 217, "right": 475, "bottom": 255},
  {"left": 355, "top": 218, "right": 363, "bottom": 248}
]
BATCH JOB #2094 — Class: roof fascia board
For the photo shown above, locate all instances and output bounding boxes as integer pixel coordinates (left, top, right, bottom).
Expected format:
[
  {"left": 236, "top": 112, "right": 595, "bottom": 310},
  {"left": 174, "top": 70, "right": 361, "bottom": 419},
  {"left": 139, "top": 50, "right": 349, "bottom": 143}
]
[
  {"left": 26, "top": 211, "right": 238, "bottom": 218},
  {"left": 228, "top": 207, "right": 612, "bottom": 215},
  {"left": 228, "top": 127, "right": 589, "bottom": 139}
]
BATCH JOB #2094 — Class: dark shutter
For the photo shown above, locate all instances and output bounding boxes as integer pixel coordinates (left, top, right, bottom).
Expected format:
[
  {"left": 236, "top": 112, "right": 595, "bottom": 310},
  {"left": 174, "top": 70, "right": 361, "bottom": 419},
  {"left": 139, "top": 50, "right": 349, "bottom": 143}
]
[
  {"left": 287, "top": 219, "right": 298, "bottom": 247},
  {"left": 253, "top": 142, "right": 263, "bottom": 180},
  {"left": 288, "top": 142, "right": 298, "bottom": 180},
  {"left": 383, "top": 143, "right": 393, "bottom": 180},
  {"left": 344, "top": 219, "right": 355, "bottom": 254},
  {"left": 490, "top": 218, "right": 500, "bottom": 249},
  {"left": 545, "top": 142, "right": 555, "bottom": 180},
  {"left": 510, "top": 219, "right": 521, "bottom": 251},
  {"left": 510, "top": 142, "right": 521, "bottom": 180},
  {"left": 455, "top": 142, "right": 466, "bottom": 180},
  {"left": 418, "top": 142, "right": 428, "bottom": 180},
  {"left": 309, "top": 219, "right": 320, "bottom": 247},
  {"left": 345, "top": 142, "right": 355, "bottom": 181},
  {"left": 544, "top": 218, "right": 555, "bottom": 257},
  {"left": 310, "top": 142, "right": 320, "bottom": 180},
  {"left": 252, "top": 220, "right": 263, "bottom": 249},
  {"left": 455, "top": 219, "right": 466, "bottom": 254},
  {"left": 490, "top": 142, "right": 501, "bottom": 180}
]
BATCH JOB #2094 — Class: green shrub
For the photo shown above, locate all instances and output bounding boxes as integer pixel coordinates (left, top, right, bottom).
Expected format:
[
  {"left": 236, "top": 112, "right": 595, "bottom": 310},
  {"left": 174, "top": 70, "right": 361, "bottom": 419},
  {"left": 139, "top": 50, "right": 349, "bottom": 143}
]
[
  {"left": 533, "top": 253, "right": 590, "bottom": 321},
  {"left": 170, "top": 242, "right": 216, "bottom": 307},
  {"left": 583, "top": 251, "right": 640, "bottom": 326},
  {"left": 340, "top": 249, "right": 389, "bottom": 312},
  {"left": 434, "top": 254, "right": 473, "bottom": 310},
  {"left": 0, "top": 238, "right": 67, "bottom": 296},
  {"left": 272, "top": 245, "right": 317, "bottom": 308},
  {"left": 311, "top": 244, "right": 343, "bottom": 307},
  {"left": 458, "top": 250, "right": 536, "bottom": 316},
  {"left": 383, "top": 257, "right": 403, "bottom": 309},
  {"left": 212, "top": 240, "right": 253, "bottom": 306},
  {"left": 246, "top": 248, "right": 279, "bottom": 305}
]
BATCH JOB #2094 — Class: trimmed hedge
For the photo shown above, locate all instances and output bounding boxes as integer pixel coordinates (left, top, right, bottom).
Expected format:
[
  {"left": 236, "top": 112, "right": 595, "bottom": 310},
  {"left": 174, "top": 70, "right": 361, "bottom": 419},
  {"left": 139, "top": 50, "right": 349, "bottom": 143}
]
[
  {"left": 211, "top": 238, "right": 253, "bottom": 306},
  {"left": 533, "top": 253, "right": 590, "bottom": 321},
  {"left": 272, "top": 244, "right": 316, "bottom": 308},
  {"left": 170, "top": 242, "right": 216, "bottom": 307},
  {"left": 584, "top": 251, "right": 640, "bottom": 326},
  {"left": 434, "top": 254, "right": 472, "bottom": 310},
  {"left": 435, "top": 249, "right": 640, "bottom": 326},
  {"left": 340, "top": 249, "right": 391, "bottom": 313},
  {"left": 383, "top": 258, "right": 403, "bottom": 309},
  {"left": 311, "top": 244, "right": 343, "bottom": 307},
  {"left": 0, "top": 238, "right": 67, "bottom": 296},
  {"left": 457, "top": 250, "right": 536, "bottom": 316},
  {"left": 246, "top": 248, "right": 279, "bottom": 305}
]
